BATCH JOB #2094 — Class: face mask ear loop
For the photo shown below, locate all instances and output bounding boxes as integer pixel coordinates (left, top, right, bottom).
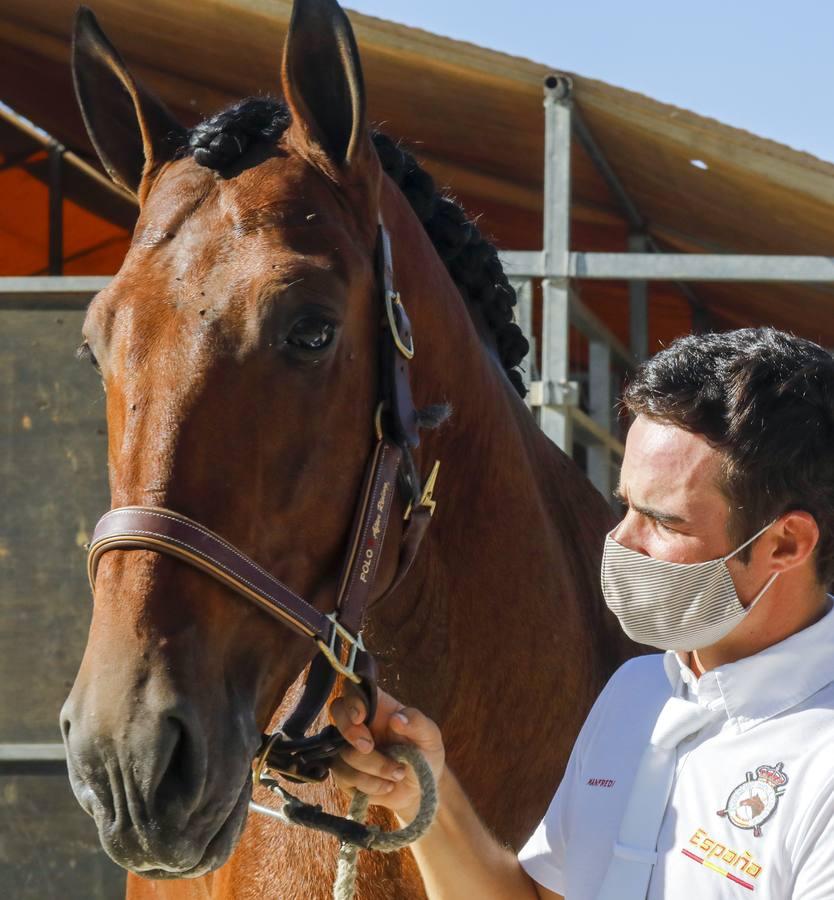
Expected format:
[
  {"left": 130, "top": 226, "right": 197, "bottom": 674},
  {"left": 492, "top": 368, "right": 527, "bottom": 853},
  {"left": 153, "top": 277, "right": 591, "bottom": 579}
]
[
  {"left": 746, "top": 571, "right": 780, "bottom": 613},
  {"left": 723, "top": 518, "right": 779, "bottom": 562}
]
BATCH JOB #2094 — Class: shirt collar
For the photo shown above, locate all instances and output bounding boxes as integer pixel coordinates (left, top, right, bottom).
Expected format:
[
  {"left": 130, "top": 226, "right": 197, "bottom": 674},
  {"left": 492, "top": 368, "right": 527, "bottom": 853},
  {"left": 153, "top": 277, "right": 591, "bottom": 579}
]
[{"left": 663, "top": 597, "right": 834, "bottom": 733}]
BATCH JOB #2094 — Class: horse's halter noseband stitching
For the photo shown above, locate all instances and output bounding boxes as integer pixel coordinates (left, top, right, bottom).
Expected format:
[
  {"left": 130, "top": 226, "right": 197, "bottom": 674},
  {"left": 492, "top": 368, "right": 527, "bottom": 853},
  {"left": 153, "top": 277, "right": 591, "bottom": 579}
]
[{"left": 86, "top": 214, "right": 439, "bottom": 784}]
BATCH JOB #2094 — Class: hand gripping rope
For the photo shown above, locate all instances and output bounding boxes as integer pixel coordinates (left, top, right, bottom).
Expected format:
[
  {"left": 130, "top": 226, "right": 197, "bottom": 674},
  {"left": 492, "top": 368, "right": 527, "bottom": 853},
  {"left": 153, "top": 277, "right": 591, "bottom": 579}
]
[{"left": 251, "top": 743, "right": 437, "bottom": 899}]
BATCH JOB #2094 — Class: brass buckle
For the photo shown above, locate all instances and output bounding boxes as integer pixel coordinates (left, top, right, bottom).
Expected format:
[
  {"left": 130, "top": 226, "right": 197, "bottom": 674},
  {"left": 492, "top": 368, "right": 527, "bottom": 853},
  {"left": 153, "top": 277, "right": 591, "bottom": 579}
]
[
  {"left": 253, "top": 728, "right": 342, "bottom": 785},
  {"left": 404, "top": 459, "right": 441, "bottom": 521},
  {"left": 385, "top": 290, "right": 415, "bottom": 360},
  {"left": 316, "top": 612, "right": 365, "bottom": 684},
  {"left": 374, "top": 402, "right": 384, "bottom": 441},
  {"left": 253, "top": 738, "right": 324, "bottom": 786},
  {"left": 253, "top": 730, "right": 283, "bottom": 784}
]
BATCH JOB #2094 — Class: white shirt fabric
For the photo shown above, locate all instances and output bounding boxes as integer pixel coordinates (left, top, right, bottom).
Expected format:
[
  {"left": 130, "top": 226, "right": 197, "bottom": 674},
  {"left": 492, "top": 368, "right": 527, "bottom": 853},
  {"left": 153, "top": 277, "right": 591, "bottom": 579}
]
[{"left": 518, "top": 601, "right": 834, "bottom": 899}]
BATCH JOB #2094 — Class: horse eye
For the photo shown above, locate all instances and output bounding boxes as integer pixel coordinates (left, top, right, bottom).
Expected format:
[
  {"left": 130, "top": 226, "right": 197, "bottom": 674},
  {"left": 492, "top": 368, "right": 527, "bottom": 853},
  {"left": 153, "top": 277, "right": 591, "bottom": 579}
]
[
  {"left": 285, "top": 317, "right": 335, "bottom": 351},
  {"left": 77, "top": 341, "right": 101, "bottom": 372}
]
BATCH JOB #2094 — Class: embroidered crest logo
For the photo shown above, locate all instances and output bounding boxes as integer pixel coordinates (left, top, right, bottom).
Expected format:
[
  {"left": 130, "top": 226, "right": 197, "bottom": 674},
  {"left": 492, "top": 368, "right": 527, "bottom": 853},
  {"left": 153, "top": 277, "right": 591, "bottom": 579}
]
[{"left": 717, "top": 762, "right": 788, "bottom": 837}]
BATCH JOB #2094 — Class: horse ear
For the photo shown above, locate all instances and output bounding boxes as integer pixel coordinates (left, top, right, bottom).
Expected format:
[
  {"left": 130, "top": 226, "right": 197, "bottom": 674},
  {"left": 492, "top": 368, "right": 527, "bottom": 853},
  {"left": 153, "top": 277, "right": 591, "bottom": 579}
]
[
  {"left": 281, "top": 0, "right": 372, "bottom": 174},
  {"left": 71, "top": 6, "right": 186, "bottom": 199}
]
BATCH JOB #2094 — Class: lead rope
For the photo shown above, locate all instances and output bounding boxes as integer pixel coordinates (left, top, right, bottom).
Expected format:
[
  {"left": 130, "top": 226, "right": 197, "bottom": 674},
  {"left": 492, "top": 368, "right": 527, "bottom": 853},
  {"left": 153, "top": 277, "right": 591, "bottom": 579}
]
[{"left": 251, "top": 744, "right": 437, "bottom": 900}]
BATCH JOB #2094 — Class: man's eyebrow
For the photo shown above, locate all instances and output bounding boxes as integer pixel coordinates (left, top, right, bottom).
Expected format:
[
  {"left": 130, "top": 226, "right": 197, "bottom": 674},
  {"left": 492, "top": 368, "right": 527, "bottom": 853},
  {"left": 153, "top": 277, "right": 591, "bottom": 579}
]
[{"left": 612, "top": 487, "right": 687, "bottom": 525}]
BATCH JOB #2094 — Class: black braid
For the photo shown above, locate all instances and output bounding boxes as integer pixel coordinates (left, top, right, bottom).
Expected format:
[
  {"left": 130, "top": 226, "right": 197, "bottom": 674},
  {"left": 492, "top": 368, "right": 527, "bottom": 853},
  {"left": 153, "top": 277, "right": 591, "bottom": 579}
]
[
  {"left": 177, "top": 97, "right": 290, "bottom": 169},
  {"left": 180, "top": 97, "right": 529, "bottom": 397}
]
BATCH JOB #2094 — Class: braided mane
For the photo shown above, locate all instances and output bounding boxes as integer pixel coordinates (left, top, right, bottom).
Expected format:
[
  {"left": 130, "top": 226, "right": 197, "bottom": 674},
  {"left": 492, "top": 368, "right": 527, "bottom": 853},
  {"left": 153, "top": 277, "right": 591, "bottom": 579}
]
[{"left": 180, "top": 97, "right": 529, "bottom": 397}]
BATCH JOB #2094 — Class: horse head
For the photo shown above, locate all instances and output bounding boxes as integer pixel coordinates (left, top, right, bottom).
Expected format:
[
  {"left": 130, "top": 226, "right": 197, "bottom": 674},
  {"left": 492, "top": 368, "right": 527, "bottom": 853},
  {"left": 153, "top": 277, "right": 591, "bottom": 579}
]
[{"left": 60, "top": 0, "right": 435, "bottom": 878}]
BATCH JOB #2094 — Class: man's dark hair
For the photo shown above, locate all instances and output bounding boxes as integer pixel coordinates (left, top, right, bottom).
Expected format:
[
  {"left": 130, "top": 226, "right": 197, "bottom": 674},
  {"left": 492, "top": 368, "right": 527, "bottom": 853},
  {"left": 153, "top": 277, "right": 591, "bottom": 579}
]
[{"left": 623, "top": 327, "right": 834, "bottom": 586}]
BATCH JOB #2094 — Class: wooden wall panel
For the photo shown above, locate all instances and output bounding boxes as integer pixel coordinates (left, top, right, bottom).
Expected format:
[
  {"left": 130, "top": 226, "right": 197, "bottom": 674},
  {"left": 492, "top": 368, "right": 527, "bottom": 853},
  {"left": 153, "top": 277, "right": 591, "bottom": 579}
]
[
  {"left": 0, "top": 773, "right": 124, "bottom": 898},
  {"left": 0, "top": 310, "right": 108, "bottom": 742},
  {"left": 0, "top": 309, "right": 118, "bottom": 898}
]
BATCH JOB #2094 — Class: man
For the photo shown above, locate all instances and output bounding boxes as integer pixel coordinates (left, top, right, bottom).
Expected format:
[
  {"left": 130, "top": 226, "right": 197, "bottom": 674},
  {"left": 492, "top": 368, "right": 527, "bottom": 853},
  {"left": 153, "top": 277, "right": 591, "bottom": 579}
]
[{"left": 330, "top": 327, "right": 834, "bottom": 899}]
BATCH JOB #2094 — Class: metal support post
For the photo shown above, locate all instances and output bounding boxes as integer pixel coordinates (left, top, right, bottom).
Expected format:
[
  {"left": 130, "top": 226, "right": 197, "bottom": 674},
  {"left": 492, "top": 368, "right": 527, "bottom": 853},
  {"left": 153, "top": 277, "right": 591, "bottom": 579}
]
[
  {"left": 48, "top": 139, "right": 64, "bottom": 275},
  {"left": 628, "top": 233, "right": 649, "bottom": 361},
  {"left": 541, "top": 74, "right": 576, "bottom": 452},
  {"left": 587, "top": 338, "right": 614, "bottom": 497},
  {"left": 512, "top": 278, "right": 537, "bottom": 408}
]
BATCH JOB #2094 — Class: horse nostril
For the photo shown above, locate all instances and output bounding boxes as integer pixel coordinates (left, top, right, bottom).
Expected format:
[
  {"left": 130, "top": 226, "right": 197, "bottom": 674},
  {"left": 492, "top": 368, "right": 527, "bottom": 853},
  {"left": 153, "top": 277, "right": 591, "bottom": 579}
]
[
  {"left": 166, "top": 718, "right": 189, "bottom": 784},
  {"left": 59, "top": 702, "right": 74, "bottom": 744},
  {"left": 152, "top": 713, "right": 205, "bottom": 816}
]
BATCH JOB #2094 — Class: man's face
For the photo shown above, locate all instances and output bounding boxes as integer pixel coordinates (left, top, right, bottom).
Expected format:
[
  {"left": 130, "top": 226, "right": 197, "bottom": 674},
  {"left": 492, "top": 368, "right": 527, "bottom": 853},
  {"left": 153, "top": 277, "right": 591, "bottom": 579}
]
[{"left": 614, "top": 415, "right": 767, "bottom": 605}]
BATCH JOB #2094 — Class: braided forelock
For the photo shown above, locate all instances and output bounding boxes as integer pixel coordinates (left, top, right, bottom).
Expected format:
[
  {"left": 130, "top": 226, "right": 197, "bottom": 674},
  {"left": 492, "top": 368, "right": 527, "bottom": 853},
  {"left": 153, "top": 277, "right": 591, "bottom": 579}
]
[{"left": 181, "top": 96, "right": 529, "bottom": 397}]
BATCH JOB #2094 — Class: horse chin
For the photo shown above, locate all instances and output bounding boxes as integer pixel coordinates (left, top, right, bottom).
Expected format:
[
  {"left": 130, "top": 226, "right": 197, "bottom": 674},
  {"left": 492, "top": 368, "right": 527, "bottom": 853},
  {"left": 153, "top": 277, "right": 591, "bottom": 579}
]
[{"left": 101, "top": 770, "right": 253, "bottom": 880}]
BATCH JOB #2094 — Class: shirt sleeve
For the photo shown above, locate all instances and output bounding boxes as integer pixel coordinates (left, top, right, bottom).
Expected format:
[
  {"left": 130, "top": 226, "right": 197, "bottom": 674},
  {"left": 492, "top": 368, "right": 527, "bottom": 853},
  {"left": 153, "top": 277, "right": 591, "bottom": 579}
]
[
  {"left": 517, "top": 660, "right": 628, "bottom": 893},
  {"left": 517, "top": 742, "right": 579, "bottom": 894},
  {"left": 790, "top": 775, "right": 834, "bottom": 899}
]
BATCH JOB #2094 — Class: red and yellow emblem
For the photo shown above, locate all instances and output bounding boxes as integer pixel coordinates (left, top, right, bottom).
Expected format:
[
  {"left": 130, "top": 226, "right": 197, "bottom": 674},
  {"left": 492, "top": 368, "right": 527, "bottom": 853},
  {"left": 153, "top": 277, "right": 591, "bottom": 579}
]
[{"left": 717, "top": 762, "right": 788, "bottom": 838}]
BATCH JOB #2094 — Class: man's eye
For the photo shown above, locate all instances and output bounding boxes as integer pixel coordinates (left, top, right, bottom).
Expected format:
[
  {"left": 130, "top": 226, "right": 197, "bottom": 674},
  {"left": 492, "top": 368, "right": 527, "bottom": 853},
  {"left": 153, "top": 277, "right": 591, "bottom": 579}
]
[{"left": 285, "top": 317, "right": 335, "bottom": 351}]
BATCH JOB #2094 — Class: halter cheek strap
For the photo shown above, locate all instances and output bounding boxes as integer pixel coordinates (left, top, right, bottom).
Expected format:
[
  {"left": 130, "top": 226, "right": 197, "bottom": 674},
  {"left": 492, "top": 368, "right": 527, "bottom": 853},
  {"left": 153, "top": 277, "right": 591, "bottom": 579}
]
[{"left": 86, "top": 216, "right": 440, "bottom": 783}]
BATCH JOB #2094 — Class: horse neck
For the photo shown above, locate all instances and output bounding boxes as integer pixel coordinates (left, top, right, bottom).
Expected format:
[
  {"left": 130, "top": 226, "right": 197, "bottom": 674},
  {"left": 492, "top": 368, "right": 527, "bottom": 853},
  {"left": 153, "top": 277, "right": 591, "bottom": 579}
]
[{"left": 371, "top": 185, "right": 620, "bottom": 837}]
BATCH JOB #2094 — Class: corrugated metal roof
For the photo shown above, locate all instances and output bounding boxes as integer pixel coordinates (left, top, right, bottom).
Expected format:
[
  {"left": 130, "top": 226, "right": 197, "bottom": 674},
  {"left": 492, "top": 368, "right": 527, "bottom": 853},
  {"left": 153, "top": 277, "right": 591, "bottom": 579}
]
[{"left": 2, "top": 0, "right": 833, "bottom": 345}]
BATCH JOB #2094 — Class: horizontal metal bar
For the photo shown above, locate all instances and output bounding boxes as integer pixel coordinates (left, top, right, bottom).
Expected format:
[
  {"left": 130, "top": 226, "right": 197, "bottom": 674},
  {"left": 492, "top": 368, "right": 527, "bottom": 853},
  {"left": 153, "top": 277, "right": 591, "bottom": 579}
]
[
  {"left": 502, "top": 250, "right": 834, "bottom": 283},
  {"left": 500, "top": 250, "right": 546, "bottom": 279},
  {"left": 0, "top": 743, "right": 66, "bottom": 762},
  {"left": 529, "top": 379, "right": 579, "bottom": 408},
  {"left": 0, "top": 276, "right": 110, "bottom": 310},
  {"left": 570, "top": 253, "right": 834, "bottom": 283}
]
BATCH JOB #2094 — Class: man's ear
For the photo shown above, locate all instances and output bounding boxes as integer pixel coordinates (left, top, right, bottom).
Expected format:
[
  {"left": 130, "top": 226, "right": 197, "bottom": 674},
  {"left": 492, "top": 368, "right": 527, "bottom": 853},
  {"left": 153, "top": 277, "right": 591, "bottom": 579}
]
[
  {"left": 770, "top": 510, "right": 820, "bottom": 574},
  {"left": 71, "top": 6, "right": 186, "bottom": 199},
  {"left": 280, "top": 0, "right": 375, "bottom": 178}
]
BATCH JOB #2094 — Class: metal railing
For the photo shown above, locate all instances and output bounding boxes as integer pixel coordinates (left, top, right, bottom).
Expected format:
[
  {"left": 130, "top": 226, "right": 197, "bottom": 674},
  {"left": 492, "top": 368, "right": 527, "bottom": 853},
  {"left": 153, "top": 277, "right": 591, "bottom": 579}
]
[{"left": 500, "top": 74, "right": 834, "bottom": 497}]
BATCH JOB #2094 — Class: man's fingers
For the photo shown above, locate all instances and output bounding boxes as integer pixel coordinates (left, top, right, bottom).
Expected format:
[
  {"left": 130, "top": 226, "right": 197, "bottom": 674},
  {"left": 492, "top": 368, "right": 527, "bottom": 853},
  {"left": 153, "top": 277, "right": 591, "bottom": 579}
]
[
  {"left": 339, "top": 745, "right": 408, "bottom": 783},
  {"left": 330, "top": 758, "right": 397, "bottom": 797},
  {"left": 330, "top": 690, "right": 443, "bottom": 765},
  {"left": 332, "top": 685, "right": 369, "bottom": 724},
  {"left": 330, "top": 696, "right": 374, "bottom": 753}
]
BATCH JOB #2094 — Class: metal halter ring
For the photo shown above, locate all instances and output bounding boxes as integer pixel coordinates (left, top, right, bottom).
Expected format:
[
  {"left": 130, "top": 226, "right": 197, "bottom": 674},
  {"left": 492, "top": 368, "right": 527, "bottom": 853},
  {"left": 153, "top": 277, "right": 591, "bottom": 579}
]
[{"left": 315, "top": 612, "right": 366, "bottom": 684}]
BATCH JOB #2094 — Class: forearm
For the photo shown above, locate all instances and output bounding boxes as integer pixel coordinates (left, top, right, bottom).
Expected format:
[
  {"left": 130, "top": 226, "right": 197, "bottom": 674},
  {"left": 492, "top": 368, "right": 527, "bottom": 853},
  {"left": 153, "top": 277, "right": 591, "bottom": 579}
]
[{"left": 400, "top": 768, "right": 540, "bottom": 900}]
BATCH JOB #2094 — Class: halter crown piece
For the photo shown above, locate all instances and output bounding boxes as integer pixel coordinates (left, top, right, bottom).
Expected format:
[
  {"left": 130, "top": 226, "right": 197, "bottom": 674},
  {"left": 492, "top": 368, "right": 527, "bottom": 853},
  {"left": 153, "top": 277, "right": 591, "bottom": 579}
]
[{"left": 87, "top": 213, "right": 440, "bottom": 784}]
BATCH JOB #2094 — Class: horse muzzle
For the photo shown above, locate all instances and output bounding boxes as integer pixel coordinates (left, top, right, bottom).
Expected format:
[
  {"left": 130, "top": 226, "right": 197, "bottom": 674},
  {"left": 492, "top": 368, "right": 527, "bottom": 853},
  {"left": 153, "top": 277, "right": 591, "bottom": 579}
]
[{"left": 60, "top": 689, "right": 257, "bottom": 878}]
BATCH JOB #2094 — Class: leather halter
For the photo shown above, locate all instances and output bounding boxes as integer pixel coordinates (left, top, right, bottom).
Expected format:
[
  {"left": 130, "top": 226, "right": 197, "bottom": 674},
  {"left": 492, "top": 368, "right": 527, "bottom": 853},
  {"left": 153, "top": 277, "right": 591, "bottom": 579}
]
[{"left": 86, "top": 216, "right": 439, "bottom": 782}]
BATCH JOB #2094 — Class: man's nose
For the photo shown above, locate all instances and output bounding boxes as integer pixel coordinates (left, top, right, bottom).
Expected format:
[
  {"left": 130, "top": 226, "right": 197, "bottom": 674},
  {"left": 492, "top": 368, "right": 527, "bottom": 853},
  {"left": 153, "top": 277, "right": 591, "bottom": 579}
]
[{"left": 611, "top": 510, "right": 650, "bottom": 556}]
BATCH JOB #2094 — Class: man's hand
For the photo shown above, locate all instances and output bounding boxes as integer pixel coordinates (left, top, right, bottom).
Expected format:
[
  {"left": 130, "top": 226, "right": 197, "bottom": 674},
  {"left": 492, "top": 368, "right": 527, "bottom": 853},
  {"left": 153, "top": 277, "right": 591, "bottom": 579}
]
[
  {"left": 330, "top": 687, "right": 559, "bottom": 900},
  {"left": 329, "top": 686, "right": 445, "bottom": 822}
]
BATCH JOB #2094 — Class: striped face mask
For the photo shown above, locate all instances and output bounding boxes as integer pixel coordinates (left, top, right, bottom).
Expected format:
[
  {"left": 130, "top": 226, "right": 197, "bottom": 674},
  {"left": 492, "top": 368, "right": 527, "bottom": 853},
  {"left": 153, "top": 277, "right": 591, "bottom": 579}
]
[{"left": 601, "top": 520, "right": 779, "bottom": 651}]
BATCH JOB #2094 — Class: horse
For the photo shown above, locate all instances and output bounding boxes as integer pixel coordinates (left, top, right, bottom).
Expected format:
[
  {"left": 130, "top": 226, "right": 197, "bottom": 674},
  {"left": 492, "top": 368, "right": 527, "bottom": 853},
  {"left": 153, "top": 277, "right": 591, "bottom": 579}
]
[{"left": 60, "top": 1, "right": 634, "bottom": 897}]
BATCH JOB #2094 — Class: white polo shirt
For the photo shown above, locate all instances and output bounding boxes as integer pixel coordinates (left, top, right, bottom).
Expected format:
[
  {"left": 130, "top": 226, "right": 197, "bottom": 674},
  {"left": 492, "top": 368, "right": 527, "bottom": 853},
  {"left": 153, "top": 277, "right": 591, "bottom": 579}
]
[{"left": 519, "top": 601, "right": 834, "bottom": 899}]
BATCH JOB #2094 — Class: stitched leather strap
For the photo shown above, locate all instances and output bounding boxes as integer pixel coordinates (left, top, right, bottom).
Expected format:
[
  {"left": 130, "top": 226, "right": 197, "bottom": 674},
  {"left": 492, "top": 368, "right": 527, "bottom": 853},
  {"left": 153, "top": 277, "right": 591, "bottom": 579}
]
[
  {"left": 379, "top": 216, "right": 420, "bottom": 454},
  {"left": 336, "top": 439, "right": 402, "bottom": 636},
  {"left": 88, "top": 506, "right": 333, "bottom": 642},
  {"left": 376, "top": 505, "right": 432, "bottom": 603}
]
